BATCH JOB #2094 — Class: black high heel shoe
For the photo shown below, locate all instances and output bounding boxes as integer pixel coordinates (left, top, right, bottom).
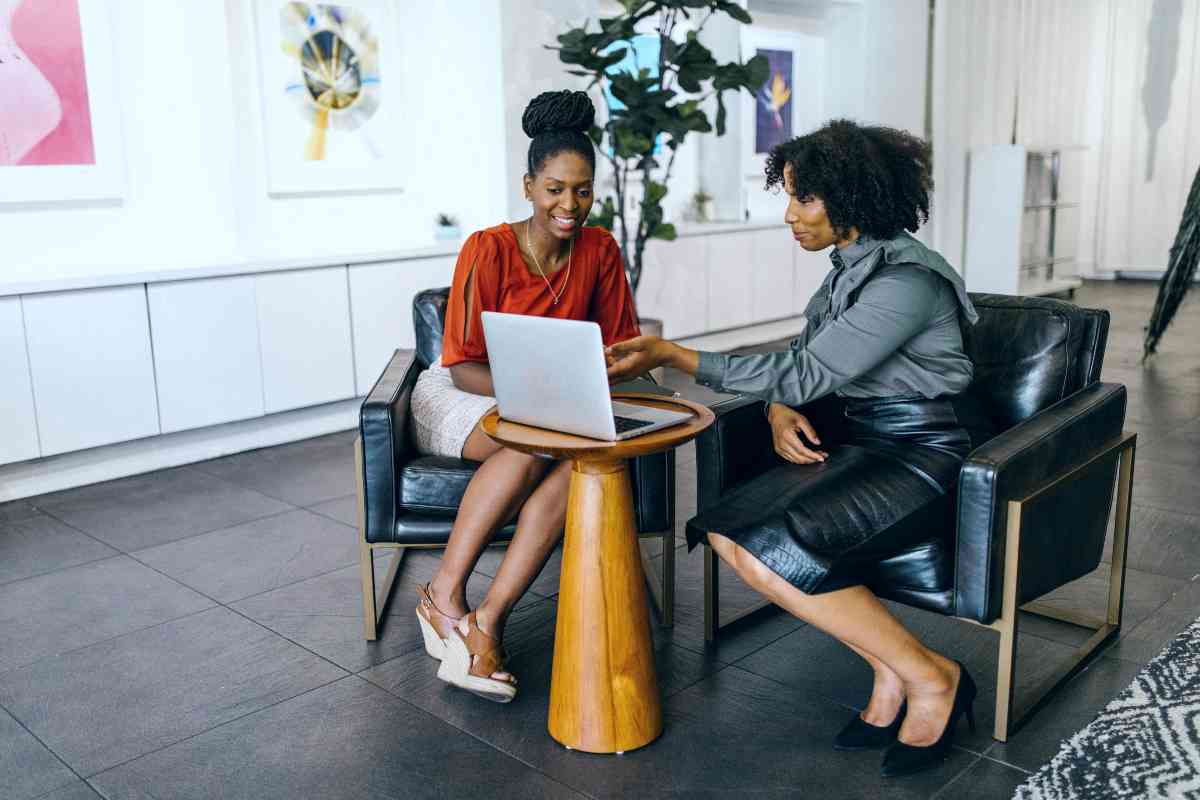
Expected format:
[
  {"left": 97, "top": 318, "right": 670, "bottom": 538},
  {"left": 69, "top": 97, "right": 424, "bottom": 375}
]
[
  {"left": 833, "top": 702, "right": 906, "bottom": 751},
  {"left": 881, "top": 662, "right": 976, "bottom": 778}
]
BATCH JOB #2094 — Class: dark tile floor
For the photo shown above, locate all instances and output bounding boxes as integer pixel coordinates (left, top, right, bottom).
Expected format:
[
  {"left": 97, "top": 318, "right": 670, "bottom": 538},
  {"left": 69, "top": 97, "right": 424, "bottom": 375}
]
[{"left": 1, "top": 280, "right": 1198, "bottom": 799}]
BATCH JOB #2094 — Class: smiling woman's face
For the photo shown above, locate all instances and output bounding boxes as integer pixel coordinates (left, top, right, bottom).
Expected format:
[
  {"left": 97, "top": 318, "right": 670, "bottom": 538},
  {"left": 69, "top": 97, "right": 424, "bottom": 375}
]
[
  {"left": 524, "top": 151, "right": 595, "bottom": 242},
  {"left": 783, "top": 163, "right": 845, "bottom": 251}
]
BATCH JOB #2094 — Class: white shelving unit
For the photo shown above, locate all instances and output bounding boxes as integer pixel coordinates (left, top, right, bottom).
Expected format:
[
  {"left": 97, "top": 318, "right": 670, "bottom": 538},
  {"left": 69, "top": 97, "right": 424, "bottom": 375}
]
[{"left": 964, "top": 144, "right": 1085, "bottom": 297}]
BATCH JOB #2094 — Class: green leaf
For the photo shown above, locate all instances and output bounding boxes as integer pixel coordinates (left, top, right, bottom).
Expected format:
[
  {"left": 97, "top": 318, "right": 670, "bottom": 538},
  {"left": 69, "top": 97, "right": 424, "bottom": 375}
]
[
  {"left": 715, "top": 94, "right": 727, "bottom": 136},
  {"left": 718, "top": 1, "right": 753, "bottom": 25},
  {"left": 745, "top": 53, "right": 770, "bottom": 88},
  {"left": 588, "top": 125, "right": 605, "bottom": 146},
  {"left": 650, "top": 223, "right": 678, "bottom": 241},
  {"left": 645, "top": 180, "right": 668, "bottom": 205}
]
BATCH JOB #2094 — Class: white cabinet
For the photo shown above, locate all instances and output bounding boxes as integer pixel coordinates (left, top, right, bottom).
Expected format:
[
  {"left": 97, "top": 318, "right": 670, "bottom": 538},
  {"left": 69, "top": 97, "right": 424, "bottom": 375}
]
[
  {"left": 23, "top": 286, "right": 160, "bottom": 456},
  {"left": 636, "top": 236, "right": 708, "bottom": 338},
  {"left": 0, "top": 297, "right": 40, "bottom": 464},
  {"left": 750, "top": 232, "right": 796, "bottom": 323},
  {"left": 255, "top": 268, "right": 356, "bottom": 413},
  {"left": 148, "top": 276, "right": 264, "bottom": 433},
  {"left": 349, "top": 256, "right": 455, "bottom": 394},
  {"left": 706, "top": 232, "right": 756, "bottom": 331},
  {"left": 965, "top": 144, "right": 1084, "bottom": 296}
]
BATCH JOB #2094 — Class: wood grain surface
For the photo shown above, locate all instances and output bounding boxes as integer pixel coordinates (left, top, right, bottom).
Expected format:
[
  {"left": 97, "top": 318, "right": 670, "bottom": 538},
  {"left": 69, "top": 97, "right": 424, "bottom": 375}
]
[{"left": 481, "top": 392, "right": 715, "bottom": 462}]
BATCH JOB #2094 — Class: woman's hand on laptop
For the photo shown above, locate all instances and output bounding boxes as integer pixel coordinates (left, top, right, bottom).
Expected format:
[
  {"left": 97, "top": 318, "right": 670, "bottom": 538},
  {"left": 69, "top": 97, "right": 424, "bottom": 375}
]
[{"left": 605, "top": 336, "right": 699, "bottom": 382}]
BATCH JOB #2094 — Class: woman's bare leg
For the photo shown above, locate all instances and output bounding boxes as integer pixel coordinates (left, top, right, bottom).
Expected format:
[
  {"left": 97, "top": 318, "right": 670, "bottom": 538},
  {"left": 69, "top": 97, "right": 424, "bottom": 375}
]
[
  {"left": 474, "top": 459, "right": 572, "bottom": 636},
  {"left": 428, "top": 424, "right": 551, "bottom": 618},
  {"left": 845, "top": 643, "right": 906, "bottom": 726},
  {"left": 708, "top": 532, "right": 961, "bottom": 746}
]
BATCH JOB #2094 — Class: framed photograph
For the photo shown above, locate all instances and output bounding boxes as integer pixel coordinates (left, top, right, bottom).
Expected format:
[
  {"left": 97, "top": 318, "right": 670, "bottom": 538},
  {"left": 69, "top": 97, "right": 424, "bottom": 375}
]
[
  {"left": 740, "top": 26, "right": 823, "bottom": 219},
  {"left": 253, "top": 0, "right": 403, "bottom": 197},
  {"left": 0, "top": 0, "right": 126, "bottom": 204}
]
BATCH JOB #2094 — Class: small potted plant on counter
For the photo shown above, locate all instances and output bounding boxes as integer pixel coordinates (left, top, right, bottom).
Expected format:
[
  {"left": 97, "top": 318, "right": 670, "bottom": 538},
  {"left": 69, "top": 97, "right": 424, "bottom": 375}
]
[{"left": 434, "top": 213, "right": 461, "bottom": 242}]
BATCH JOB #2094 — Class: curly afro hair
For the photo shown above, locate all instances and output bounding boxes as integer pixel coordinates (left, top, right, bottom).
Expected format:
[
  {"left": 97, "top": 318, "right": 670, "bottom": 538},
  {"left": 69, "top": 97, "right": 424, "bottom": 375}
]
[
  {"left": 764, "top": 119, "right": 933, "bottom": 240},
  {"left": 522, "top": 90, "right": 596, "bottom": 176}
]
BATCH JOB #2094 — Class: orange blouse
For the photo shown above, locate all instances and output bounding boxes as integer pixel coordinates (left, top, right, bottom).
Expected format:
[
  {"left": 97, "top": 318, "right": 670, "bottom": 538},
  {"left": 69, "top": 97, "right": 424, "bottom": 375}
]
[{"left": 440, "top": 223, "right": 641, "bottom": 367}]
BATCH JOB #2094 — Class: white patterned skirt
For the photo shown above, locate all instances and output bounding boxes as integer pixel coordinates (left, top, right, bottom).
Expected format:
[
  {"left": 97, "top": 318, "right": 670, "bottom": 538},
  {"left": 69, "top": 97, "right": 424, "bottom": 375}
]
[{"left": 411, "top": 357, "right": 497, "bottom": 458}]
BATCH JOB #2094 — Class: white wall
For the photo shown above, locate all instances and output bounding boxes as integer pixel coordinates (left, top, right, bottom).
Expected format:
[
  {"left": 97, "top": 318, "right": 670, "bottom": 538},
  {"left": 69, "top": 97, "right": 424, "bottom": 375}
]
[{"left": 0, "top": 1, "right": 509, "bottom": 285}]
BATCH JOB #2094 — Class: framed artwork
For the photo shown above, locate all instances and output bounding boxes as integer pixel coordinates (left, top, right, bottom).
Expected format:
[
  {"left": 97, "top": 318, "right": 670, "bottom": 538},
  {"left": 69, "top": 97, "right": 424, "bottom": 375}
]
[
  {"left": 740, "top": 26, "right": 823, "bottom": 219},
  {"left": 253, "top": 0, "right": 402, "bottom": 196},
  {"left": 0, "top": 0, "right": 125, "bottom": 204}
]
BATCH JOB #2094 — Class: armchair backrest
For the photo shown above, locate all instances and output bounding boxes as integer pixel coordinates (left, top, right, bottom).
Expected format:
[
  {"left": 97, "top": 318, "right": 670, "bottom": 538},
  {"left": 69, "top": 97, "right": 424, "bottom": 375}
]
[
  {"left": 413, "top": 287, "right": 452, "bottom": 368},
  {"left": 962, "top": 293, "right": 1110, "bottom": 431}
]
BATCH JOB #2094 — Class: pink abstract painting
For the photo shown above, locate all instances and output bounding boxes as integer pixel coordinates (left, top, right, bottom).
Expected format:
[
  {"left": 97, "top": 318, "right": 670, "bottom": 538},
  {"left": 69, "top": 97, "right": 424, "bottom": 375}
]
[{"left": 1, "top": 0, "right": 95, "bottom": 166}]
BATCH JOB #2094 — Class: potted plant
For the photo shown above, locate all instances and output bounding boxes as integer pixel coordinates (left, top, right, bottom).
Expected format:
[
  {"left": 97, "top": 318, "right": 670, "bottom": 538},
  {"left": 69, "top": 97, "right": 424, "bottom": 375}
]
[
  {"left": 434, "top": 213, "right": 461, "bottom": 241},
  {"left": 688, "top": 188, "right": 715, "bottom": 223},
  {"left": 551, "top": 1, "right": 768, "bottom": 302}
]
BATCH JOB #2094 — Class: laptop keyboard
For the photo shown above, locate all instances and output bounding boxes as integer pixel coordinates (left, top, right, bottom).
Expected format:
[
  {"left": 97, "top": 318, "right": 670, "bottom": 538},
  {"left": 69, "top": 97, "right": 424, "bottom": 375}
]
[{"left": 614, "top": 415, "right": 655, "bottom": 434}]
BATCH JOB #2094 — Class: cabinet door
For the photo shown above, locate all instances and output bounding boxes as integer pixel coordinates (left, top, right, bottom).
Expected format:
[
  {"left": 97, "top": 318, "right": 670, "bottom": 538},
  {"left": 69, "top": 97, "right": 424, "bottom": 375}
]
[
  {"left": 349, "top": 256, "right": 454, "bottom": 395},
  {"left": 256, "top": 268, "right": 356, "bottom": 413},
  {"left": 706, "top": 232, "right": 756, "bottom": 331},
  {"left": 750, "top": 231, "right": 796, "bottom": 322},
  {"left": 149, "top": 276, "right": 265, "bottom": 433},
  {"left": 23, "top": 286, "right": 160, "bottom": 456},
  {"left": 636, "top": 237, "right": 708, "bottom": 338},
  {"left": 0, "top": 297, "right": 40, "bottom": 464}
]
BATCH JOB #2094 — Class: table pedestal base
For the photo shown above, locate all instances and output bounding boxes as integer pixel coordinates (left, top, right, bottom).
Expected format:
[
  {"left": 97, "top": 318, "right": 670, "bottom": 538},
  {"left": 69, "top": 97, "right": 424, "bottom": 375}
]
[{"left": 547, "top": 459, "right": 663, "bottom": 754}]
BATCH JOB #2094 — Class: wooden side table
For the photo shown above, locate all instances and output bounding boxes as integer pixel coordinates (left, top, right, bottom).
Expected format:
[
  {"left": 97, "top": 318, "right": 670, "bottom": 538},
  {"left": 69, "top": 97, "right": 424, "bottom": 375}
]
[{"left": 481, "top": 393, "right": 714, "bottom": 754}]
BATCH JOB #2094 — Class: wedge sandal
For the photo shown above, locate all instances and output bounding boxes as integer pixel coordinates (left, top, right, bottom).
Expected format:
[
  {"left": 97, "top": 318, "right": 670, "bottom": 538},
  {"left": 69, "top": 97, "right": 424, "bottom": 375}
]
[
  {"left": 415, "top": 583, "right": 460, "bottom": 661},
  {"left": 436, "top": 612, "right": 518, "bottom": 703}
]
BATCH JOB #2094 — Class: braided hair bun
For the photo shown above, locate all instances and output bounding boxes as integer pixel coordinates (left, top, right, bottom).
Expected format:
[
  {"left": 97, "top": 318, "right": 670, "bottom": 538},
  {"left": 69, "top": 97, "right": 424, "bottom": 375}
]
[
  {"left": 522, "top": 90, "right": 596, "bottom": 175},
  {"left": 522, "top": 90, "right": 595, "bottom": 138}
]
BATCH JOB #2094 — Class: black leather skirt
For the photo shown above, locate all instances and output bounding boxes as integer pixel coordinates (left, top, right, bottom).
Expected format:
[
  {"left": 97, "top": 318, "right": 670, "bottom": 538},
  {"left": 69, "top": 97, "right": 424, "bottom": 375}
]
[{"left": 686, "top": 394, "right": 995, "bottom": 595}]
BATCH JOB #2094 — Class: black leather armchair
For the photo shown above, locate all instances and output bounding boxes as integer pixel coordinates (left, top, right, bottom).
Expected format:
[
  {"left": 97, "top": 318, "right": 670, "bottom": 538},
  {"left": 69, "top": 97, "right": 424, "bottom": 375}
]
[
  {"left": 354, "top": 288, "right": 677, "bottom": 640},
  {"left": 692, "top": 293, "right": 1136, "bottom": 741}
]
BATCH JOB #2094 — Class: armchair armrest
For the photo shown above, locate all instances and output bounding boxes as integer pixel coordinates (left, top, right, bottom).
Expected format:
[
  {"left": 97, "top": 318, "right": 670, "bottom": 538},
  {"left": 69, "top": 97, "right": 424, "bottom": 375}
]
[
  {"left": 693, "top": 395, "right": 776, "bottom": 513},
  {"left": 955, "top": 381, "right": 1128, "bottom": 623},
  {"left": 358, "top": 349, "right": 420, "bottom": 543}
]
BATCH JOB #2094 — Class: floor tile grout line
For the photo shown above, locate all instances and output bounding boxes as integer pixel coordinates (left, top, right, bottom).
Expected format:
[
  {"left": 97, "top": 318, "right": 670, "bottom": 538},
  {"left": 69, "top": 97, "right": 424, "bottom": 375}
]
[
  {"left": 0, "top": 551, "right": 127, "bottom": 591},
  {"left": 118, "top": 550, "right": 359, "bottom": 680},
  {"left": 80, "top": 673, "right": 353, "bottom": 782},
  {"left": 0, "top": 605, "right": 217, "bottom": 681},
  {"left": 927, "top": 754, "right": 988, "bottom": 800},
  {"left": 350, "top": 674, "right": 600, "bottom": 800},
  {"left": 34, "top": 501, "right": 300, "bottom": 558},
  {"left": 0, "top": 703, "right": 91, "bottom": 797},
  {"left": 977, "top": 752, "right": 1034, "bottom": 774}
]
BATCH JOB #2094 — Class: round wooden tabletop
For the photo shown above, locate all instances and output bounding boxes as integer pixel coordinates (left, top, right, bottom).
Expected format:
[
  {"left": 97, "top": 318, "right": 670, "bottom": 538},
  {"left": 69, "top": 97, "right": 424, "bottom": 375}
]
[{"left": 481, "top": 392, "right": 715, "bottom": 462}]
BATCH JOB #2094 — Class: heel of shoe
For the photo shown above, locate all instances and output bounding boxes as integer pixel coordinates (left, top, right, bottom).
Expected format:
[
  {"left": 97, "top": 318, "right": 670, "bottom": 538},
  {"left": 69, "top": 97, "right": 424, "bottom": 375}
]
[
  {"left": 415, "top": 608, "right": 447, "bottom": 661},
  {"left": 436, "top": 631, "right": 471, "bottom": 685}
]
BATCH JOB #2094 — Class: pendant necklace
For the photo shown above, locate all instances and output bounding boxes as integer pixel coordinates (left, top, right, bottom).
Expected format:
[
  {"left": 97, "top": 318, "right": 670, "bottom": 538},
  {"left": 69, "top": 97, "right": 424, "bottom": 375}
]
[{"left": 525, "top": 222, "right": 572, "bottom": 305}]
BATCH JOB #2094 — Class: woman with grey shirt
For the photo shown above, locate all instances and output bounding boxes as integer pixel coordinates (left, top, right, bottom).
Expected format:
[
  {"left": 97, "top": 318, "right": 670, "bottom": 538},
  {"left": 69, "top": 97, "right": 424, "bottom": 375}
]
[{"left": 606, "top": 119, "right": 994, "bottom": 778}]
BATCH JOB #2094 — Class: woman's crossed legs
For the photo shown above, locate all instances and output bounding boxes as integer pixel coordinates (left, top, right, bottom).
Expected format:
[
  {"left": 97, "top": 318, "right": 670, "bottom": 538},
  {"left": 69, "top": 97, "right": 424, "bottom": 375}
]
[{"left": 427, "top": 423, "right": 571, "bottom": 683}]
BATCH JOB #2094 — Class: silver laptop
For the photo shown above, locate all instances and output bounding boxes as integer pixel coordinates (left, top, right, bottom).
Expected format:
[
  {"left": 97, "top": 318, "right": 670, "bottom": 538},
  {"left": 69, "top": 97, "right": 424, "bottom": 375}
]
[{"left": 480, "top": 311, "right": 692, "bottom": 441}]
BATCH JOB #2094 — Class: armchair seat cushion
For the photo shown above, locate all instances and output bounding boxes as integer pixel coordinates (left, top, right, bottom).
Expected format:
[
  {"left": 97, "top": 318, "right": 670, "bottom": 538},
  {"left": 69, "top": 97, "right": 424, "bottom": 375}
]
[
  {"left": 399, "top": 456, "right": 482, "bottom": 516},
  {"left": 869, "top": 535, "right": 956, "bottom": 615}
]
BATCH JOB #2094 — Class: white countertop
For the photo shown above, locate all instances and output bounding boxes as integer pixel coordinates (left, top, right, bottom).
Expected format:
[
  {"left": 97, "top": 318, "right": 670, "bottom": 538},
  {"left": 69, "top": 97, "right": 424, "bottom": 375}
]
[
  {"left": 0, "top": 243, "right": 463, "bottom": 298},
  {"left": 1, "top": 221, "right": 788, "bottom": 297}
]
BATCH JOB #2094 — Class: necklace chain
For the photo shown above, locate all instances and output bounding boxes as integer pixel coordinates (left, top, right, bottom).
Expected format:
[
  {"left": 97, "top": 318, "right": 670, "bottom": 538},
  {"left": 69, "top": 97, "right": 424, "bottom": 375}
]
[{"left": 525, "top": 222, "right": 572, "bottom": 305}]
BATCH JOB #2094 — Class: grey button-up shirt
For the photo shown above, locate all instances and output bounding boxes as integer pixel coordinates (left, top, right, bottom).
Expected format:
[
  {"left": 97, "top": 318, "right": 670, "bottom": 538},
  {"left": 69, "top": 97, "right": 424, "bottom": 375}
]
[{"left": 695, "top": 232, "right": 978, "bottom": 407}]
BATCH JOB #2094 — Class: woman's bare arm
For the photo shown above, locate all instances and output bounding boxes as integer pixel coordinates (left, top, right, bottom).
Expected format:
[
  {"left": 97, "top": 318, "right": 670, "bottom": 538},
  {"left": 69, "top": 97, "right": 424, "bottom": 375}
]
[{"left": 449, "top": 362, "right": 494, "bottom": 396}]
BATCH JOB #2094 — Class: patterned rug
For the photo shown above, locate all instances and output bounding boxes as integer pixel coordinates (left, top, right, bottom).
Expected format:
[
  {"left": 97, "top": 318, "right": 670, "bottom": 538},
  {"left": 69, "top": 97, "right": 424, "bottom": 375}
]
[{"left": 1015, "top": 618, "right": 1200, "bottom": 799}]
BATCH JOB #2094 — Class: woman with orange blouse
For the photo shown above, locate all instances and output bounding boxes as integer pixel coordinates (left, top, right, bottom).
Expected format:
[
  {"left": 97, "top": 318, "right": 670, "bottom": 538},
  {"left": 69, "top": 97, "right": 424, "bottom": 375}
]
[{"left": 411, "top": 90, "right": 640, "bottom": 702}]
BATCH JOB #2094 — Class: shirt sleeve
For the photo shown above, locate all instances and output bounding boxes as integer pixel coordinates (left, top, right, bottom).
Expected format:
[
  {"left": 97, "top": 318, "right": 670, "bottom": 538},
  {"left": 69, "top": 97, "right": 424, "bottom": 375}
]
[
  {"left": 696, "top": 265, "right": 941, "bottom": 405},
  {"left": 441, "top": 231, "right": 503, "bottom": 367},
  {"left": 589, "top": 232, "right": 641, "bottom": 345}
]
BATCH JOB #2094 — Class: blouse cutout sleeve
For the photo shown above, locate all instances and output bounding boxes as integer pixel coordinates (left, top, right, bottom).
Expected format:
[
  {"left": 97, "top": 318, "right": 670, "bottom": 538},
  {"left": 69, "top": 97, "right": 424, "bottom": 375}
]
[
  {"left": 441, "top": 231, "right": 503, "bottom": 367},
  {"left": 589, "top": 232, "right": 641, "bottom": 345}
]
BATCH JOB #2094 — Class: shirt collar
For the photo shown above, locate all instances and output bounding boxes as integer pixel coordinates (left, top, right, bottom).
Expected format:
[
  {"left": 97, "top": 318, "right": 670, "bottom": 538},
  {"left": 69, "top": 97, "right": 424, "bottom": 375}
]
[{"left": 830, "top": 233, "right": 886, "bottom": 271}]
